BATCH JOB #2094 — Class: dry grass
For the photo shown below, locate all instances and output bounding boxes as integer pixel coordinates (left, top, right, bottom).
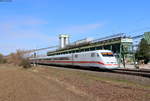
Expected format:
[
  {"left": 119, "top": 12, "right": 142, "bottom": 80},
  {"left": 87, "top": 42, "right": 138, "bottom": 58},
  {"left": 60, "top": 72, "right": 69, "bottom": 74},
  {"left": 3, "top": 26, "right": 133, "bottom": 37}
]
[
  {"left": 5, "top": 50, "right": 31, "bottom": 68},
  {"left": 0, "top": 64, "right": 149, "bottom": 101},
  {"left": 29, "top": 66, "right": 150, "bottom": 101}
]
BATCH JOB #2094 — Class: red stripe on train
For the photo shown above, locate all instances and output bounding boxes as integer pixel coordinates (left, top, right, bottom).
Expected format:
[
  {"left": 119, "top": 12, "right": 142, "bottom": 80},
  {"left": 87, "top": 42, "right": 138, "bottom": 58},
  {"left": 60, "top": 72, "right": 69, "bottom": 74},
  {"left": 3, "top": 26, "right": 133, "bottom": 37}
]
[{"left": 37, "top": 60, "right": 118, "bottom": 66}]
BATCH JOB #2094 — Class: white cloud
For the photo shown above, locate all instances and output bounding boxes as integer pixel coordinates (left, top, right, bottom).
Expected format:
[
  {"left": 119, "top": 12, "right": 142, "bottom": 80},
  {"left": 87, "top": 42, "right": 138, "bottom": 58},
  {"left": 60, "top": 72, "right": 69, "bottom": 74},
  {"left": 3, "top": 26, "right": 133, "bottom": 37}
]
[
  {"left": 0, "top": 17, "right": 50, "bottom": 40},
  {"left": 0, "top": 17, "right": 104, "bottom": 55},
  {"left": 0, "top": 17, "right": 57, "bottom": 55}
]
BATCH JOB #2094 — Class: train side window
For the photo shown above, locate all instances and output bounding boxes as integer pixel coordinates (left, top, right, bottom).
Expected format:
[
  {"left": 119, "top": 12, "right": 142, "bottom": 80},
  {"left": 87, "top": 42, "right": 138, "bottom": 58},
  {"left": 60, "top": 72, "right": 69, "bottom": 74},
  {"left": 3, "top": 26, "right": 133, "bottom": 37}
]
[
  {"left": 75, "top": 54, "right": 78, "bottom": 58},
  {"left": 91, "top": 53, "right": 95, "bottom": 57}
]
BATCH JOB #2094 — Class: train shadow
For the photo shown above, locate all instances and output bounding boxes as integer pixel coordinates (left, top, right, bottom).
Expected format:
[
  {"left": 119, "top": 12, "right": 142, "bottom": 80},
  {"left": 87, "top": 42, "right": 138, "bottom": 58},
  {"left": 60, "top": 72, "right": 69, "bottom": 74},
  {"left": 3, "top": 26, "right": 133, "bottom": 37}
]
[
  {"left": 37, "top": 63, "right": 150, "bottom": 78},
  {"left": 37, "top": 63, "right": 114, "bottom": 73}
]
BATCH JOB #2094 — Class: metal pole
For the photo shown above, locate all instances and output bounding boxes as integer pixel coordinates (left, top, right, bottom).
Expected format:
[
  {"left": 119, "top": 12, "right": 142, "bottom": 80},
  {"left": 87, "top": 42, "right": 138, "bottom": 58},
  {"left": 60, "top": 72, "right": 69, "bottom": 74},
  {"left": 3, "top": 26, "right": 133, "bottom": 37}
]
[
  {"left": 33, "top": 52, "right": 36, "bottom": 67},
  {"left": 119, "top": 43, "right": 122, "bottom": 68},
  {"left": 132, "top": 45, "right": 137, "bottom": 68},
  {"left": 110, "top": 45, "right": 112, "bottom": 51},
  {"left": 122, "top": 45, "right": 126, "bottom": 68}
]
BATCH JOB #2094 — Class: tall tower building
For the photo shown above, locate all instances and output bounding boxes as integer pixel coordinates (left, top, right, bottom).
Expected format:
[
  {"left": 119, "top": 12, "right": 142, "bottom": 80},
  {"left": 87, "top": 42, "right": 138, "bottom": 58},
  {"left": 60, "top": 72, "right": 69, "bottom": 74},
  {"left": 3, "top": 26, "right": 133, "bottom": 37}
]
[{"left": 59, "top": 34, "right": 70, "bottom": 49}]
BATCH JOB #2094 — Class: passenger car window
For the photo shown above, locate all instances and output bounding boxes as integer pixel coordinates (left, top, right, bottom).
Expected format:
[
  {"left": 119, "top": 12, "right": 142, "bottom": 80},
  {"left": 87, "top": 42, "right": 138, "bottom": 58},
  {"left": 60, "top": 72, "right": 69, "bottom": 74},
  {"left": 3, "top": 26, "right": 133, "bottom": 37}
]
[
  {"left": 91, "top": 53, "right": 95, "bottom": 57},
  {"left": 75, "top": 54, "right": 78, "bottom": 58}
]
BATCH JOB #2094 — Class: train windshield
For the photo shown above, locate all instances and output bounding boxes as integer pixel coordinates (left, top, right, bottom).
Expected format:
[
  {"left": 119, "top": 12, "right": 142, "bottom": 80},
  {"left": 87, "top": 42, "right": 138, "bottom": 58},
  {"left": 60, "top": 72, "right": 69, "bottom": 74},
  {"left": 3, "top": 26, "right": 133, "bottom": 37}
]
[{"left": 101, "top": 52, "right": 114, "bottom": 57}]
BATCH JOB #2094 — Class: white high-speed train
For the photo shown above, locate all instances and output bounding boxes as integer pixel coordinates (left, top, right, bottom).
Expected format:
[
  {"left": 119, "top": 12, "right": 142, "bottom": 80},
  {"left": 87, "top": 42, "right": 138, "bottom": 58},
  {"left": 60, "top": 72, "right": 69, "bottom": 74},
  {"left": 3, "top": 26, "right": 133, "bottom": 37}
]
[{"left": 30, "top": 50, "right": 119, "bottom": 69}]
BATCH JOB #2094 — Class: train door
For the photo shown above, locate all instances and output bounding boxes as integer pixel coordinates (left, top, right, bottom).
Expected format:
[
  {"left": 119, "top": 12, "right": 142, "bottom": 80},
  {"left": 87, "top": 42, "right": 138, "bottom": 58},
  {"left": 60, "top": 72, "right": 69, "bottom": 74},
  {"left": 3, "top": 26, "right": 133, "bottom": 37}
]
[{"left": 71, "top": 53, "right": 74, "bottom": 65}]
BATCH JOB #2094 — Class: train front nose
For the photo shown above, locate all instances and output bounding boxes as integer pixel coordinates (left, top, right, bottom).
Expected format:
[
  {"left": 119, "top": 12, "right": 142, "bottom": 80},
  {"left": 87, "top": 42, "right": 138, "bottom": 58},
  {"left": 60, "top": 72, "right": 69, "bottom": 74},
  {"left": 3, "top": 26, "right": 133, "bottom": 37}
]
[{"left": 104, "top": 61, "right": 119, "bottom": 69}]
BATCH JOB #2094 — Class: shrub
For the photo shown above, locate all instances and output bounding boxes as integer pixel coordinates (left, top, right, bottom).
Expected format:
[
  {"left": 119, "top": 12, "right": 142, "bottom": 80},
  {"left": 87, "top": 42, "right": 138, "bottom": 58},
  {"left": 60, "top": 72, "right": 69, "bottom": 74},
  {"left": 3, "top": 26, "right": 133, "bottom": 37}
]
[
  {"left": 19, "top": 58, "right": 31, "bottom": 68},
  {"left": 0, "top": 53, "right": 7, "bottom": 64},
  {"left": 135, "top": 38, "right": 150, "bottom": 64},
  {"left": 7, "top": 50, "right": 32, "bottom": 68}
]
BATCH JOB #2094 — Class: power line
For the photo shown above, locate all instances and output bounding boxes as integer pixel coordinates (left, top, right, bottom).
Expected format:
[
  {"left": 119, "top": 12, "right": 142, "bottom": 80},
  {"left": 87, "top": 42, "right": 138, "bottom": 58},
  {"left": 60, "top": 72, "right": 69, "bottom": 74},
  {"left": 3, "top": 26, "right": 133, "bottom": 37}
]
[
  {"left": 131, "top": 34, "right": 144, "bottom": 39},
  {"left": 26, "top": 45, "right": 58, "bottom": 53}
]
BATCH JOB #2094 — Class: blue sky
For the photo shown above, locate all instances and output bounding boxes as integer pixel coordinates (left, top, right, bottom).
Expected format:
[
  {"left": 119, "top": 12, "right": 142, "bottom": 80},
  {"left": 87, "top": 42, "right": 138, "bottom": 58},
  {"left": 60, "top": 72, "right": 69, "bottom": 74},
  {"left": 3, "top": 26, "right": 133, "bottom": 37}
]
[{"left": 0, "top": 0, "right": 150, "bottom": 55}]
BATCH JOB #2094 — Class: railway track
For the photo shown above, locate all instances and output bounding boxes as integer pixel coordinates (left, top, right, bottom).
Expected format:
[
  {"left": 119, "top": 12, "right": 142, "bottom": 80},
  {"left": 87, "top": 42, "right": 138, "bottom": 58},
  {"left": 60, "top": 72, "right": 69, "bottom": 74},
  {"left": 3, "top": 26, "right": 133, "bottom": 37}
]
[
  {"left": 115, "top": 68, "right": 150, "bottom": 73},
  {"left": 55, "top": 65, "right": 150, "bottom": 78},
  {"left": 112, "top": 69, "right": 150, "bottom": 78}
]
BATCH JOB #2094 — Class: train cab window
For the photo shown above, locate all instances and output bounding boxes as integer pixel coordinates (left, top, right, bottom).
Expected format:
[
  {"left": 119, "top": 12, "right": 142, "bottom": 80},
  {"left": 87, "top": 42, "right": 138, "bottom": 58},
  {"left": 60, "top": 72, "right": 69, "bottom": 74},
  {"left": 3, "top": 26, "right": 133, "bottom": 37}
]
[
  {"left": 75, "top": 54, "right": 78, "bottom": 58},
  {"left": 101, "top": 52, "right": 113, "bottom": 57},
  {"left": 91, "top": 53, "right": 95, "bottom": 57},
  {"left": 97, "top": 53, "right": 100, "bottom": 57}
]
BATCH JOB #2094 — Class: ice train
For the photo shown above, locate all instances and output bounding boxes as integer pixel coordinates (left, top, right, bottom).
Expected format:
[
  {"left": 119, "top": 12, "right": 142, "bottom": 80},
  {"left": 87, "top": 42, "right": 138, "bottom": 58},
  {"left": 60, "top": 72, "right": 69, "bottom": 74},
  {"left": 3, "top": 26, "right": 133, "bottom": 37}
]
[{"left": 30, "top": 50, "right": 119, "bottom": 69}]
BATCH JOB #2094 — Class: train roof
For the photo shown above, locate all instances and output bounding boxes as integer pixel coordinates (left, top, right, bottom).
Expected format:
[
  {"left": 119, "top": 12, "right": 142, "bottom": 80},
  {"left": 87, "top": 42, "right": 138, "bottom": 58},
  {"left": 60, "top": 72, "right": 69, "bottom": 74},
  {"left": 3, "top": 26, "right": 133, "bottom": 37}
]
[{"left": 30, "top": 50, "right": 113, "bottom": 59}]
